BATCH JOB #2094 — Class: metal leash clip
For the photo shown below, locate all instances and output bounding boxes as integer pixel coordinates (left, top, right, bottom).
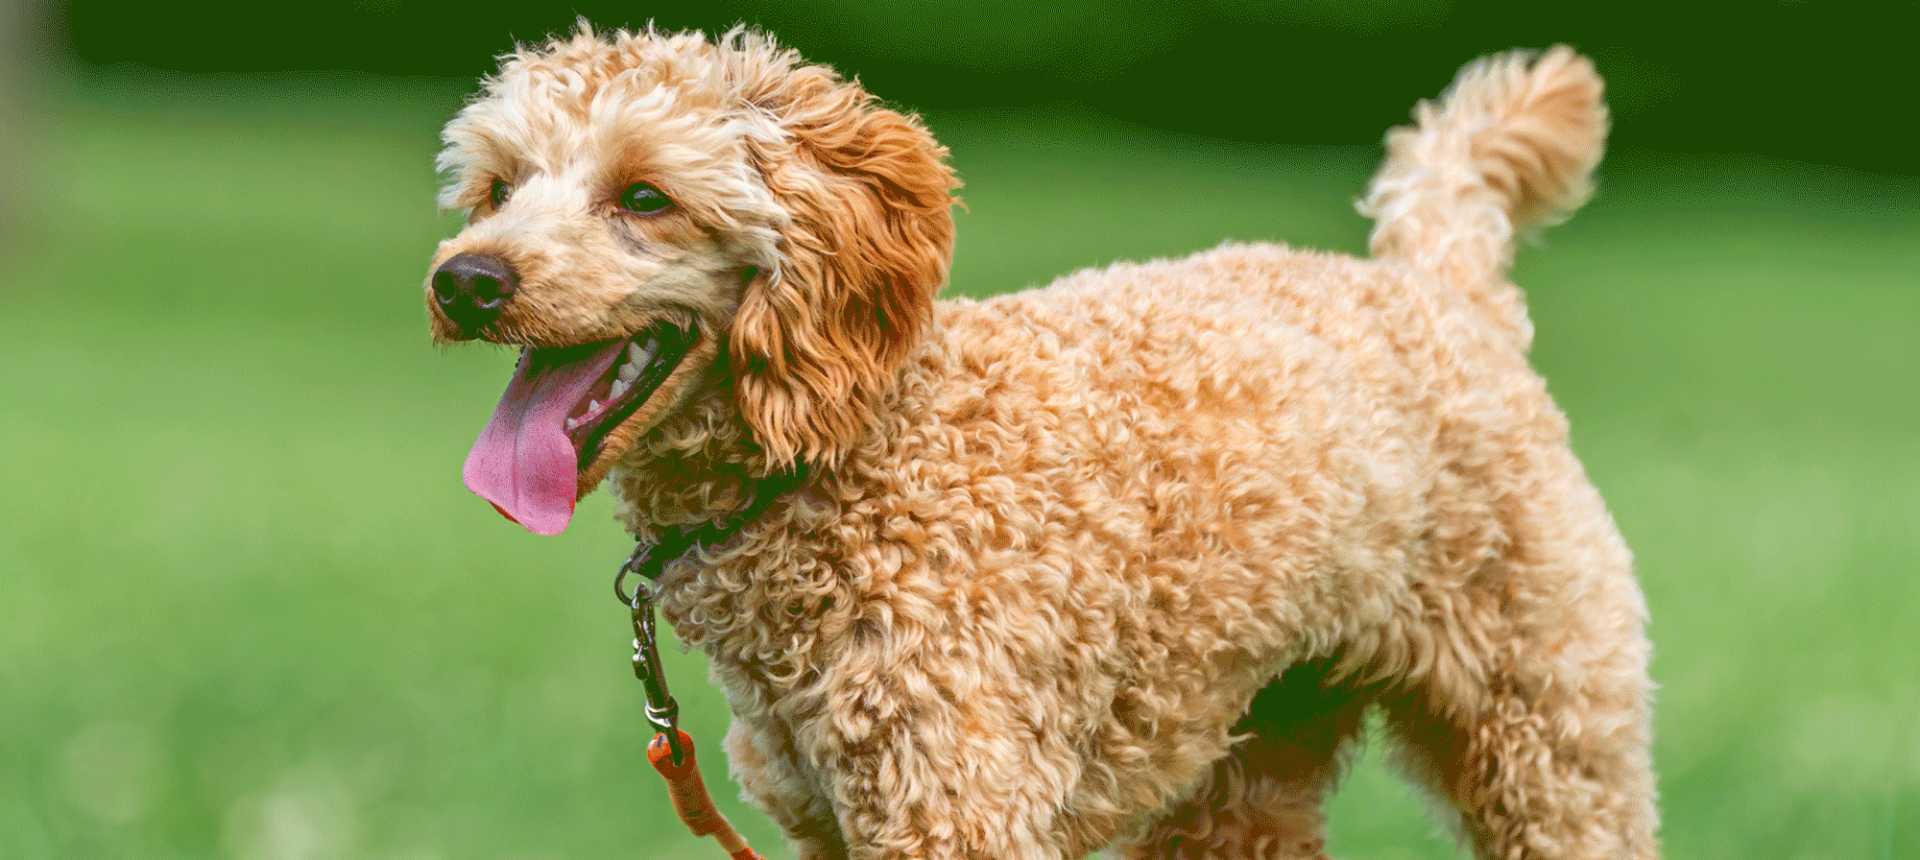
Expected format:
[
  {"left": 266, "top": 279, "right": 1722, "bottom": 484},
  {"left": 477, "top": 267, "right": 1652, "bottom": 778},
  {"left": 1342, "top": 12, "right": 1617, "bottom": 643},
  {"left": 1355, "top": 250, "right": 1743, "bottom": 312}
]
[{"left": 618, "top": 543, "right": 687, "bottom": 766}]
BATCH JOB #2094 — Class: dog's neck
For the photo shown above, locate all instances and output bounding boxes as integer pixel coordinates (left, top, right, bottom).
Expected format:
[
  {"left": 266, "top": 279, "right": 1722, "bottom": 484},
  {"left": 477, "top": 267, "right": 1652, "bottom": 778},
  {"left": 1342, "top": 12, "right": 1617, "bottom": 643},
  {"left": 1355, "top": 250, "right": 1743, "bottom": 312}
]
[
  {"left": 601, "top": 333, "right": 950, "bottom": 690},
  {"left": 605, "top": 389, "right": 783, "bottom": 543},
  {"left": 606, "top": 326, "right": 949, "bottom": 547}
]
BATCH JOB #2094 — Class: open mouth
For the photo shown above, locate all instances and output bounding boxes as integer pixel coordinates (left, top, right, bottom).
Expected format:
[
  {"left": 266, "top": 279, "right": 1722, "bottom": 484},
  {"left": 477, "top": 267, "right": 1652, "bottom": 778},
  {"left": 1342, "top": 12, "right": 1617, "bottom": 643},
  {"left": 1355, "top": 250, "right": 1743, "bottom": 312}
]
[
  {"left": 462, "top": 319, "right": 697, "bottom": 535},
  {"left": 558, "top": 323, "right": 697, "bottom": 467}
]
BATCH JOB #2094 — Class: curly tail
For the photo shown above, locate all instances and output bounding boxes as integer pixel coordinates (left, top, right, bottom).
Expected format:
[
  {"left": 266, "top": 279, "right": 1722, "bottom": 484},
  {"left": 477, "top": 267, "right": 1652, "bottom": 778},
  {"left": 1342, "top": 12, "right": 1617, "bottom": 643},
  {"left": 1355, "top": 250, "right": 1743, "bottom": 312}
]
[{"left": 1359, "top": 46, "right": 1607, "bottom": 347}]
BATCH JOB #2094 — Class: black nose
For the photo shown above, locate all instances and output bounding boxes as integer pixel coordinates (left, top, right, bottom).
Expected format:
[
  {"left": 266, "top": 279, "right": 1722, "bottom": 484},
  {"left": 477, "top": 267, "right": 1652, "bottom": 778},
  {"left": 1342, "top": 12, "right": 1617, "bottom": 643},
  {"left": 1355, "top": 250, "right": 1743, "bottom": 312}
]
[{"left": 431, "top": 253, "right": 519, "bottom": 331}]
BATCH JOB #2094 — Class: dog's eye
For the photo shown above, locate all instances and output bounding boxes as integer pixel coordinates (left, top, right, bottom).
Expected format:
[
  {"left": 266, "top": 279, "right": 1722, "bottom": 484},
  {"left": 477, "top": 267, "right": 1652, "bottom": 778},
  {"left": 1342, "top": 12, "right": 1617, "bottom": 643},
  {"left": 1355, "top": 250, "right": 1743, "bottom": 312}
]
[
  {"left": 618, "top": 182, "right": 674, "bottom": 215},
  {"left": 488, "top": 179, "right": 511, "bottom": 208}
]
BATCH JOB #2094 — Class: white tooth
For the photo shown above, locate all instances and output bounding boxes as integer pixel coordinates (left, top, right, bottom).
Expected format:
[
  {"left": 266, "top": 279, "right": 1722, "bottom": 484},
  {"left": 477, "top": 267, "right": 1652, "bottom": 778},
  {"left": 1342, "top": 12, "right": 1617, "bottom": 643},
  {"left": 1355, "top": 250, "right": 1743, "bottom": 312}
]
[
  {"left": 609, "top": 378, "right": 631, "bottom": 399},
  {"left": 587, "top": 399, "right": 602, "bottom": 414},
  {"left": 617, "top": 360, "right": 640, "bottom": 382},
  {"left": 564, "top": 418, "right": 579, "bottom": 430},
  {"left": 627, "top": 341, "right": 647, "bottom": 361}
]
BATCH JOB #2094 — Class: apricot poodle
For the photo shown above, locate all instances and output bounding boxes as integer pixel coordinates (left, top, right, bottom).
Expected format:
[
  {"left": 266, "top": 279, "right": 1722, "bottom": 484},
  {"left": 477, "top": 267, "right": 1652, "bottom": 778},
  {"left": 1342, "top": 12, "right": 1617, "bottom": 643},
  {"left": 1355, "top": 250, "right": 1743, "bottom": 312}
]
[{"left": 424, "top": 26, "right": 1657, "bottom": 860}]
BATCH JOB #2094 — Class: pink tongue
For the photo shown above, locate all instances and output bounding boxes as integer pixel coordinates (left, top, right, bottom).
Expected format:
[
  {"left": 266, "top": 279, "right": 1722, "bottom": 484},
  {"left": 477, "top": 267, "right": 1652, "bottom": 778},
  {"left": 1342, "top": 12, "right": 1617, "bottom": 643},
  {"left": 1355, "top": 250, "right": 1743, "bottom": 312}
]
[{"left": 463, "top": 341, "right": 628, "bottom": 535}]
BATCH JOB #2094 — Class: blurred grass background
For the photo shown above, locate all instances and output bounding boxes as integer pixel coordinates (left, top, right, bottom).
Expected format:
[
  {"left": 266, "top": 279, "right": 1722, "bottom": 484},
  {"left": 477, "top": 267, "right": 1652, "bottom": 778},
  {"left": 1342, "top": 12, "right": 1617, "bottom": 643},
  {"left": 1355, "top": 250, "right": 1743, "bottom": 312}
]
[{"left": 2, "top": 1, "right": 1917, "bottom": 859}]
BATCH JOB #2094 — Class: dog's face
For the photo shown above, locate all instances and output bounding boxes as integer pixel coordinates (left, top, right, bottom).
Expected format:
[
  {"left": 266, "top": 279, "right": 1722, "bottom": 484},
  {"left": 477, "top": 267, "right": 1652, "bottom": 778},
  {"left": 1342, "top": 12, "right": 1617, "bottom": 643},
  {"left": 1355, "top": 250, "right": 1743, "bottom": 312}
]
[{"left": 426, "top": 28, "right": 956, "bottom": 534}]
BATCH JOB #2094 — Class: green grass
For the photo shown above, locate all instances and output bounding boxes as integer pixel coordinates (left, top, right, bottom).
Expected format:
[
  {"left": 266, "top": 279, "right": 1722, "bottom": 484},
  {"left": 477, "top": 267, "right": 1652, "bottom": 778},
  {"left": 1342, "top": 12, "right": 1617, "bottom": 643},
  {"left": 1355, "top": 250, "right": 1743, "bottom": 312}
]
[{"left": 3, "top": 73, "right": 1916, "bottom": 859}]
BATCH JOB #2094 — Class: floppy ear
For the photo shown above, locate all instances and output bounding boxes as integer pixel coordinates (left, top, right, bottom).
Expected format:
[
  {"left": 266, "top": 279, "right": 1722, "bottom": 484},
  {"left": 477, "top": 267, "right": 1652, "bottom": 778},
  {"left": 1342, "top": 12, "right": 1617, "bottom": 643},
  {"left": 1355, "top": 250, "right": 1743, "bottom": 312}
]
[{"left": 733, "top": 71, "right": 957, "bottom": 467}]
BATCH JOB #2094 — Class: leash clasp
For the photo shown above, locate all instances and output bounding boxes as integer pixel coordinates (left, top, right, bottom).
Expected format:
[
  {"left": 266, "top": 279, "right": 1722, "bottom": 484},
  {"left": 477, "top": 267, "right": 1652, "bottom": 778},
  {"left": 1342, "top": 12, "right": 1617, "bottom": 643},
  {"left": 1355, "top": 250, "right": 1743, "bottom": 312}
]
[{"left": 622, "top": 563, "right": 688, "bottom": 766}]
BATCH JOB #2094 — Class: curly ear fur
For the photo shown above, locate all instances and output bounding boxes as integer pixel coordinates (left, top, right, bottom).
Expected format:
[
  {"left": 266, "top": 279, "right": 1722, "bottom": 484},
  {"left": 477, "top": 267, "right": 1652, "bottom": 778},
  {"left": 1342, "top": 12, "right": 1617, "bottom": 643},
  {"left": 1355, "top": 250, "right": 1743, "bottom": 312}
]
[{"left": 731, "top": 62, "right": 957, "bottom": 467}]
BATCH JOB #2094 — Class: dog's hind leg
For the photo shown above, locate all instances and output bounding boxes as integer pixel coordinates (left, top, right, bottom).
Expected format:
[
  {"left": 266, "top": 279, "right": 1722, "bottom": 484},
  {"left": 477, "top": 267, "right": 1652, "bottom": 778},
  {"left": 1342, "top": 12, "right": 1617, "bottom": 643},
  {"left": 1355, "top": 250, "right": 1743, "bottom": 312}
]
[
  {"left": 1112, "top": 660, "right": 1369, "bottom": 860},
  {"left": 1377, "top": 471, "right": 1658, "bottom": 860},
  {"left": 1378, "top": 620, "right": 1657, "bottom": 859}
]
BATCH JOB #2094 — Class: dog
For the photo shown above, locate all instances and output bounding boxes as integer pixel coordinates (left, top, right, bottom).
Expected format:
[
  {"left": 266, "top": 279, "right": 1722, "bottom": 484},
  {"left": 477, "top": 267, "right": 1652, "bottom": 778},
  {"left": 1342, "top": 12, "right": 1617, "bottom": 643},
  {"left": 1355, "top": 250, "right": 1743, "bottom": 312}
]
[{"left": 424, "top": 25, "right": 1657, "bottom": 860}]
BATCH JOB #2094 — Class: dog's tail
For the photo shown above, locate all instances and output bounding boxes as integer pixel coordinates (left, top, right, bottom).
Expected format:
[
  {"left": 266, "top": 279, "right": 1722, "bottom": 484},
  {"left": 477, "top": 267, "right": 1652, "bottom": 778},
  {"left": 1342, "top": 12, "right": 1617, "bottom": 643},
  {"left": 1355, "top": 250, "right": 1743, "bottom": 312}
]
[{"left": 1359, "top": 46, "right": 1607, "bottom": 347}]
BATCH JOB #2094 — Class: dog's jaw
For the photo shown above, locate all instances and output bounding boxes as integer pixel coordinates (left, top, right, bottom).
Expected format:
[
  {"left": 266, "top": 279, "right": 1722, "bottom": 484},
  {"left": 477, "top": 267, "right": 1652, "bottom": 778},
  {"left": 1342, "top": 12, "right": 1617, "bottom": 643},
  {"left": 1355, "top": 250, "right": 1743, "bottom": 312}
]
[
  {"left": 571, "top": 328, "right": 723, "bottom": 497},
  {"left": 458, "top": 316, "right": 710, "bottom": 534}
]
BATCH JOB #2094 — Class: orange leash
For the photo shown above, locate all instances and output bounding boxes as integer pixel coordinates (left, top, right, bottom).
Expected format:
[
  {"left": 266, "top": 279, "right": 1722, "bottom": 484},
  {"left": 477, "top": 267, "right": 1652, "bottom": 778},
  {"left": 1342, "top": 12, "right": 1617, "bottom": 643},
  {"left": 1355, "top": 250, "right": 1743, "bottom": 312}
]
[{"left": 647, "top": 730, "right": 763, "bottom": 860}]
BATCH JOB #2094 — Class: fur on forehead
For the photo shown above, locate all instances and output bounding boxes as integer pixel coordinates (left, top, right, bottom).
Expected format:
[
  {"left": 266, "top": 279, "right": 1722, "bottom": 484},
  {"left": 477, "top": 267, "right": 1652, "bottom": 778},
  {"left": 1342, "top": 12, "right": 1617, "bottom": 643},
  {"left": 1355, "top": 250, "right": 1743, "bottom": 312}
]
[{"left": 434, "top": 25, "right": 802, "bottom": 237}]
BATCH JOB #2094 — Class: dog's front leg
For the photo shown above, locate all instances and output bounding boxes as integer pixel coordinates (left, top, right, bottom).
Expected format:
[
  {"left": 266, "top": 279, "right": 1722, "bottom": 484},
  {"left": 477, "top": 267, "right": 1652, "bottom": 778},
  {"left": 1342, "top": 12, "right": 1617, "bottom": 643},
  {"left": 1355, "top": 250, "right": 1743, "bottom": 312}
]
[
  {"left": 723, "top": 713, "right": 853, "bottom": 860},
  {"left": 789, "top": 659, "right": 1106, "bottom": 860},
  {"left": 818, "top": 733, "right": 1074, "bottom": 860}
]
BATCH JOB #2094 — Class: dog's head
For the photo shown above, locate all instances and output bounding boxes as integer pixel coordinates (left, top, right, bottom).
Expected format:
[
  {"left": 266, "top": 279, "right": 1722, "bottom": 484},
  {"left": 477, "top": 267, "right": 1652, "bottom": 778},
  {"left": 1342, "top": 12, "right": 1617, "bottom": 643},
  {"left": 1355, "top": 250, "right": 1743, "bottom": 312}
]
[{"left": 426, "top": 26, "right": 956, "bottom": 534}]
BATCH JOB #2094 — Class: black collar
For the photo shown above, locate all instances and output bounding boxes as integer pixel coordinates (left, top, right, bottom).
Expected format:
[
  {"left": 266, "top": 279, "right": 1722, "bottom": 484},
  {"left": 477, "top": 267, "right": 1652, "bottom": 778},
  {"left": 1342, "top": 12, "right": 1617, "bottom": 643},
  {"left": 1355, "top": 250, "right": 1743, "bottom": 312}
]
[{"left": 614, "top": 464, "right": 812, "bottom": 599}]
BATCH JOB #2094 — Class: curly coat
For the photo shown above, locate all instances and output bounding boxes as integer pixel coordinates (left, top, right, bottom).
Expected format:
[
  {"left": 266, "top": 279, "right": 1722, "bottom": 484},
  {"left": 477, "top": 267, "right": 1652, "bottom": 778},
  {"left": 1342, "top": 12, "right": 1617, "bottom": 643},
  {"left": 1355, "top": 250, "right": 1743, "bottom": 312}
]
[{"left": 427, "top": 26, "right": 1658, "bottom": 860}]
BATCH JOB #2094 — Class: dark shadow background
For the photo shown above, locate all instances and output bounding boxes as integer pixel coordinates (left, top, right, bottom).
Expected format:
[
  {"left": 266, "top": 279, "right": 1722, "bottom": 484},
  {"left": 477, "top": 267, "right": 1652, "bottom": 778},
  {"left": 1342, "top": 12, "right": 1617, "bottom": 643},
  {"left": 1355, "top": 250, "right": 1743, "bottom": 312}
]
[{"left": 45, "top": 0, "right": 1920, "bottom": 176}]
